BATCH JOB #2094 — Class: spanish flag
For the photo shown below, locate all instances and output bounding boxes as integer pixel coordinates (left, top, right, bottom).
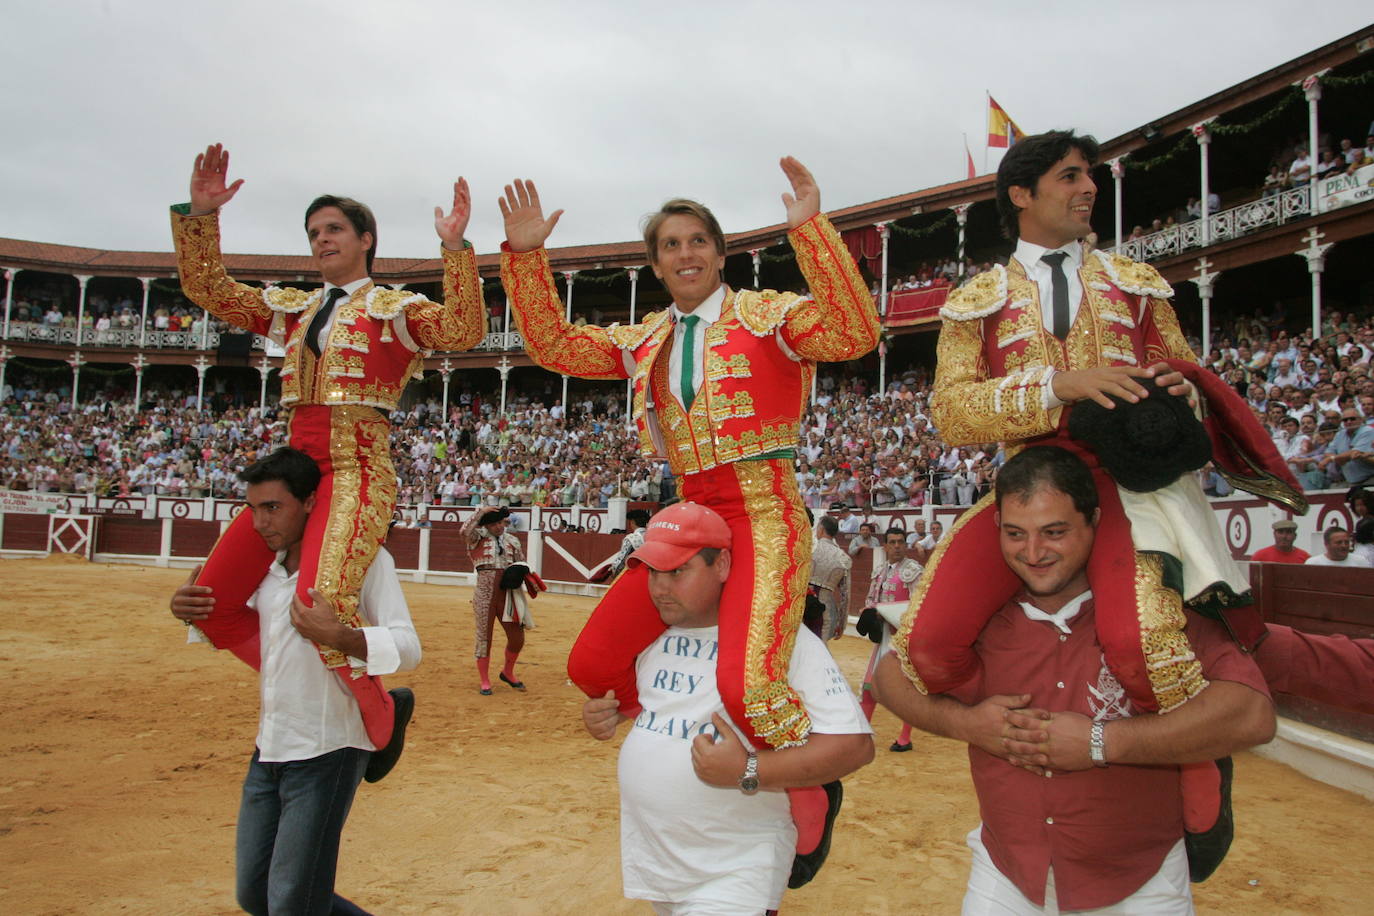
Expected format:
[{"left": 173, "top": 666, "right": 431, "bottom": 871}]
[{"left": 987, "top": 95, "right": 1023, "bottom": 149}]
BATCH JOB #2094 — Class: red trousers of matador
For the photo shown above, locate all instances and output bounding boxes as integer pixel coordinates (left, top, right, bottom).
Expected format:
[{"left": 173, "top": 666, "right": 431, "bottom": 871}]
[
  {"left": 901, "top": 436, "right": 1224, "bottom": 834},
  {"left": 568, "top": 457, "right": 832, "bottom": 854},
  {"left": 192, "top": 405, "right": 398, "bottom": 750}
]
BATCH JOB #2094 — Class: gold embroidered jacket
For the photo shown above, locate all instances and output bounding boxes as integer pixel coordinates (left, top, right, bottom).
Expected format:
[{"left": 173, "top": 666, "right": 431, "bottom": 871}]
[
  {"left": 171, "top": 208, "right": 485, "bottom": 412},
  {"left": 500, "top": 214, "right": 879, "bottom": 476},
  {"left": 930, "top": 247, "right": 1194, "bottom": 446}
]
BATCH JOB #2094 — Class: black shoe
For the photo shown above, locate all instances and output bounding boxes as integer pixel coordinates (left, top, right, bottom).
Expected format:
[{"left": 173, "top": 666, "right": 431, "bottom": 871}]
[
  {"left": 890, "top": 741, "right": 913, "bottom": 753},
  {"left": 499, "top": 672, "right": 526, "bottom": 691},
  {"left": 364, "top": 688, "right": 414, "bottom": 784},
  {"left": 788, "top": 780, "right": 843, "bottom": 890}
]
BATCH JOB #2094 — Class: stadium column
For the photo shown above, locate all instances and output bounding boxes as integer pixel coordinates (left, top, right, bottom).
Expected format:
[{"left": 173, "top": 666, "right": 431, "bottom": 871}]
[
  {"left": 137, "top": 277, "right": 154, "bottom": 349},
  {"left": 625, "top": 267, "right": 639, "bottom": 419},
  {"left": 132, "top": 353, "right": 148, "bottom": 407},
  {"left": 0, "top": 345, "right": 11, "bottom": 398},
  {"left": 1189, "top": 258, "right": 1220, "bottom": 358},
  {"left": 1109, "top": 158, "right": 1124, "bottom": 250},
  {"left": 255, "top": 355, "right": 273, "bottom": 408},
  {"left": 1303, "top": 74, "right": 1323, "bottom": 215},
  {"left": 1193, "top": 122, "right": 1213, "bottom": 245},
  {"left": 66, "top": 351, "right": 84, "bottom": 408},
  {"left": 74, "top": 275, "right": 91, "bottom": 347},
  {"left": 193, "top": 354, "right": 210, "bottom": 411},
  {"left": 498, "top": 354, "right": 512, "bottom": 417},
  {"left": 1296, "top": 228, "right": 1333, "bottom": 342},
  {"left": 561, "top": 270, "right": 576, "bottom": 410},
  {"left": 439, "top": 357, "right": 453, "bottom": 422},
  {"left": 2, "top": 267, "right": 19, "bottom": 338},
  {"left": 750, "top": 249, "right": 761, "bottom": 289}
]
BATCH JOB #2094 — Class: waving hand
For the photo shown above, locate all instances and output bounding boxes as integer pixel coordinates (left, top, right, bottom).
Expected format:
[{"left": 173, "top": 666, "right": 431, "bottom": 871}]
[
  {"left": 499, "top": 179, "right": 564, "bottom": 253},
  {"left": 189, "top": 143, "right": 245, "bottom": 215},
  {"left": 435, "top": 177, "right": 472, "bottom": 250}
]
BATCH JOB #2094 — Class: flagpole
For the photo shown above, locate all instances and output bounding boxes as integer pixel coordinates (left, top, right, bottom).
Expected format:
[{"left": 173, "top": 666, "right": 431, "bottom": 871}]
[{"left": 983, "top": 90, "right": 990, "bottom": 174}]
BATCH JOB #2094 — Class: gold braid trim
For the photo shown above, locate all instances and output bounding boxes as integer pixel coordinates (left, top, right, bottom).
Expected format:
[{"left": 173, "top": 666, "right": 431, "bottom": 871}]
[
  {"left": 1134, "top": 553, "right": 1208, "bottom": 712},
  {"left": 1144, "top": 298, "right": 1199, "bottom": 366},
  {"left": 170, "top": 210, "right": 274, "bottom": 336},
  {"left": 894, "top": 491, "right": 995, "bottom": 693},
  {"left": 781, "top": 215, "right": 880, "bottom": 362},
  {"left": 737, "top": 461, "right": 813, "bottom": 748},
  {"left": 314, "top": 407, "right": 397, "bottom": 670},
  {"left": 405, "top": 246, "right": 485, "bottom": 352},
  {"left": 500, "top": 247, "right": 628, "bottom": 379},
  {"left": 930, "top": 314, "right": 1056, "bottom": 447}
]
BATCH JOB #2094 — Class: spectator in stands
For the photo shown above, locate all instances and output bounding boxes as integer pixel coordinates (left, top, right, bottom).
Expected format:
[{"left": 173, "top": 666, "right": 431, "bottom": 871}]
[
  {"left": 1251, "top": 519, "right": 1310, "bottom": 564},
  {"left": 848, "top": 521, "right": 881, "bottom": 557},
  {"left": 1318, "top": 409, "right": 1374, "bottom": 485},
  {"left": 1306, "top": 526, "right": 1373, "bottom": 568},
  {"left": 1290, "top": 147, "right": 1314, "bottom": 186},
  {"left": 1261, "top": 164, "right": 1288, "bottom": 198}
]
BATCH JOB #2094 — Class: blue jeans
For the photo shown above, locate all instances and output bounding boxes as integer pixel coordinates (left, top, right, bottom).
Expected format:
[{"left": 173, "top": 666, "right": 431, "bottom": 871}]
[{"left": 236, "top": 746, "right": 370, "bottom": 916}]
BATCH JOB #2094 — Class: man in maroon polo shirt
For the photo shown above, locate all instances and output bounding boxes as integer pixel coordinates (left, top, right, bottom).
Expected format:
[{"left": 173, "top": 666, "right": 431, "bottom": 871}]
[{"left": 875, "top": 446, "right": 1275, "bottom": 913}]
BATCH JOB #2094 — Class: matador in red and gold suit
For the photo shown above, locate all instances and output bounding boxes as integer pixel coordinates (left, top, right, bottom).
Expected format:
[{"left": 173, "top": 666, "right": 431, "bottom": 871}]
[
  {"left": 170, "top": 145, "right": 485, "bottom": 750},
  {"left": 498, "top": 162, "right": 878, "bottom": 755},
  {"left": 894, "top": 133, "right": 1303, "bottom": 871}
]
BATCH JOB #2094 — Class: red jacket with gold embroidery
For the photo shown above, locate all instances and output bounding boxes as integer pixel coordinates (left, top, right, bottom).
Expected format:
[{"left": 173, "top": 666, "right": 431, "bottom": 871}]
[
  {"left": 500, "top": 214, "right": 879, "bottom": 476},
  {"left": 930, "top": 248, "right": 1194, "bottom": 447},
  {"left": 171, "top": 208, "right": 485, "bottom": 412}
]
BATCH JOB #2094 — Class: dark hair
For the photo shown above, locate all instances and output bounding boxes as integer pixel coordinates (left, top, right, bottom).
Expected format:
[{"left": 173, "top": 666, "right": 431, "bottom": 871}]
[
  {"left": 995, "top": 130, "right": 1101, "bottom": 240},
  {"left": 305, "top": 195, "right": 378, "bottom": 273},
  {"left": 239, "top": 447, "right": 321, "bottom": 502},
  {"left": 885, "top": 527, "right": 906, "bottom": 542},
  {"left": 699, "top": 547, "right": 722, "bottom": 566},
  {"left": 627, "top": 509, "right": 651, "bottom": 528},
  {"left": 995, "top": 445, "right": 1098, "bottom": 520},
  {"left": 817, "top": 515, "right": 839, "bottom": 537},
  {"left": 1323, "top": 526, "right": 1349, "bottom": 545},
  {"left": 642, "top": 198, "right": 726, "bottom": 267}
]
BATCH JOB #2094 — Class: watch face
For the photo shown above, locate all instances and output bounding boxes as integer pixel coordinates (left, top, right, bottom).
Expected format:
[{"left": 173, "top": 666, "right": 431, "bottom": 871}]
[{"left": 740, "top": 775, "right": 760, "bottom": 794}]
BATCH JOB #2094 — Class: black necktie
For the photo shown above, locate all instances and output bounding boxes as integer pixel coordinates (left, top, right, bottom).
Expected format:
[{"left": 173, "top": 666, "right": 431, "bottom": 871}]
[
  {"left": 1041, "top": 252, "right": 1071, "bottom": 340},
  {"left": 307, "top": 287, "right": 346, "bottom": 357}
]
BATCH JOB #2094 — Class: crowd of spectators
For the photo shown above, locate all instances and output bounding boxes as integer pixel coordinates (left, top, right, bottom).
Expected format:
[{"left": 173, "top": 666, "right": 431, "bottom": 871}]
[
  {"left": 3, "top": 299, "right": 1372, "bottom": 508},
  {"left": 4, "top": 277, "right": 233, "bottom": 341}
]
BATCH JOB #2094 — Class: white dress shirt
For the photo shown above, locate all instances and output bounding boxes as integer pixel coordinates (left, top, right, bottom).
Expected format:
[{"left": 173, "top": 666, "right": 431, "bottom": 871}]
[
  {"left": 248, "top": 547, "right": 420, "bottom": 762},
  {"left": 668, "top": 285, "right": 725, "bottom": 409},
  {"left": 1012, "top": 238, "right": 1085, "bottom": 334},
  {"left": 312, "top": 276, "right": 371, "bottom": 355}
]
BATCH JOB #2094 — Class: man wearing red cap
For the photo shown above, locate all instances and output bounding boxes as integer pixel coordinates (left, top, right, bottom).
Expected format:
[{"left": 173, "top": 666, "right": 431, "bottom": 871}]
[{"left": 582, "top": 502, "right": 873, "bottom": 914}]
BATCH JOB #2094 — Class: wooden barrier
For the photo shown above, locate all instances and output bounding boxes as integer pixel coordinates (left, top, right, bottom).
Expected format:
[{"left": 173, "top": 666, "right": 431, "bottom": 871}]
[{"left": 1254, "top": 562, "right": 1374, "bottom": 742}]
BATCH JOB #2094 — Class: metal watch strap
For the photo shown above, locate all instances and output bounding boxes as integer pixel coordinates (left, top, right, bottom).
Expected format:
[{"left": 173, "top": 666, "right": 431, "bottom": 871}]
[
  {"left": 739, "top": 749, "right": 760, "bottom": 794},
  {"left": 1090, "top": 721, "right": 1108, "bottom": 767}
]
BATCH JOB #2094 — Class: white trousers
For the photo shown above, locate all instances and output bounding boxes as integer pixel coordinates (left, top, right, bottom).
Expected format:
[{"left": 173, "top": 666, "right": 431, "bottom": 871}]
[{"left": 962, "top": 826, "right": 1193, "bottom": 915}]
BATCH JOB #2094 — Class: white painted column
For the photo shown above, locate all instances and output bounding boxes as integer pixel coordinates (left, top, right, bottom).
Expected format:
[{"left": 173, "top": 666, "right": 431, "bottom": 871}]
[
  {"left": 561, "top": 270, "right": 576, "bottom": 410},
  {"left": 750, "top": 249, "right": 761, "bottom": 289},
  {"left": 199, "top": 308, "right": 210, "bottom": 350},
  {"left": 2, "top": 268, "right": 19, "bottom": 338},
  {"left": 439, "top": 357, "right": 453, "bottom": 423},
  {"left": 1190, "top": 258, "right": 1219, "bottom": 358},
  {"left": 256, "top": 355, "right": 273, "bottom": 408},
  {"left": 0, "top": 345, "right": 11, "bottom": 399},
  {"left": 67, "top": 351, "right": 85, "bottom": 408},
  {"left": 1296, "top": 227, "right": 1333, "bottom": 340},
  {"left": 1193, "top": 122, "right": 1213, "bottom": 244},
  {"left": 877, "top": 222, "right": 891, "bottom": 303},
  {"left": 498, "top": 354, "right": 512, "bottom": 417},
  {"left": 626, "top": 267, "right": 640, "bottom": 417},
  {"left": 1109, "top": 158, "right": 1124, "bottom": 249},
  {"left": 1303, "top": 74, "right": 1323, "bottom": 215},
  {"left": 137, "top": 277, "right": 153, "bottom": 349},
  {"left": 131, "top": 353, "right": 149, "bottom": 406},
  {"left": 74, "top": 274, "right": 92, "bottom": 346},
  {"left": 193, "top": 354, "right": 210, "bottom": 411}
]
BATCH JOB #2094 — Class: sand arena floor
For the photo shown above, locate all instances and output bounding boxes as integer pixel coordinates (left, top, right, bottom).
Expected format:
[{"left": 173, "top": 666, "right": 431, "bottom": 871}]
[{"left": 1, "top": 554, "right": 1370, "bottom": 914}]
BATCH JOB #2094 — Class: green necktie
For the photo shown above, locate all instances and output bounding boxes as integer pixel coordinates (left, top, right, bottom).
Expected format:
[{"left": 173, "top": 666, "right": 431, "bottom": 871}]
[{"left": 679, "top": 314, "right": 700, "bottom": 411}]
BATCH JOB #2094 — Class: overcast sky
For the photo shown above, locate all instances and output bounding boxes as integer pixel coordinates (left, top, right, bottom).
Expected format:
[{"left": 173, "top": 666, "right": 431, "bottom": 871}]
[{"left": 3, "top": 1, "right": 1370, "bottom": 261}]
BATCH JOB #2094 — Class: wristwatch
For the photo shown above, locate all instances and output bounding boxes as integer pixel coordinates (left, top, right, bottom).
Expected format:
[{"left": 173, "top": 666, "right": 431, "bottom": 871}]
[
  {"left": 739, "top": 750, "right": 760, "bottom": 795},
  {"left": 1090, "top": 721, "right": 1108, "bottom": 767}
]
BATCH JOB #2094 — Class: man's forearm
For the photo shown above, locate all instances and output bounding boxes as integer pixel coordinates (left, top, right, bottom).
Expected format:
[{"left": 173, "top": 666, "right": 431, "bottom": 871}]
[
  {"left": 873, "top": 652, "right": 970, "bottom": 742},
  {"left": 1107, "top": 680, "right": 1274, "bottom": 765},
  {"left": 756, "top": 732, "right": 873, "bottom": 789}
]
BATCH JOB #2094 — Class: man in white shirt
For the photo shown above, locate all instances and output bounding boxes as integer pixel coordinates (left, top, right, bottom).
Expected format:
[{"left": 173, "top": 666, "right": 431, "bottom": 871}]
[
  {"left": 171, "top": 448, "right": 421, "bottom": 915},
  {"left": 581, "top": 501, "right": 872, "bottom": 914},
  {"left": 1305, "top": 526, "right": 1374, "bottom": 568}
]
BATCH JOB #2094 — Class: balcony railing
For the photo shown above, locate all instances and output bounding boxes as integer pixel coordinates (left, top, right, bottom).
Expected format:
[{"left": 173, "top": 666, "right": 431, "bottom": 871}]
[
  {"left": 1112, "top": 186, "right": 1312, "bottom": 263},
  {"left": 2, "top": 321, "right": 528, "bottom": 355}
]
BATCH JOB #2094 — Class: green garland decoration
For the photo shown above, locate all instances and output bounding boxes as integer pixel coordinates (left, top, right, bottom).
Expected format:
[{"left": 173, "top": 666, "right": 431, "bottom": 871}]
[{"left": 889, "top": 212, "right": 956, "bottom": 239}]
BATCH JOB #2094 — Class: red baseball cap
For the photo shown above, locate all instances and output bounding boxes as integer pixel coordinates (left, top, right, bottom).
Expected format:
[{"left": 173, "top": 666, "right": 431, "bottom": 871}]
[{"left": 627, "top": 502, "right": 732, "bottom": 571}]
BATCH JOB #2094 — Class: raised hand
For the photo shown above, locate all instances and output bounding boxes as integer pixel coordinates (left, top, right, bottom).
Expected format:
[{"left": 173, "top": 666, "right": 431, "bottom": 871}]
[
  {"left": 499, "top": 179, "right": 563, "bottom": 253},
  {"left": 434, "top": 177, "right": 472, "bottom": 250},
  {"left": 779, "top": 156, "right": 820, "bottom": 229},
  {"left": 189, "top": 143, "right": 245, "bottom": 215}
]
